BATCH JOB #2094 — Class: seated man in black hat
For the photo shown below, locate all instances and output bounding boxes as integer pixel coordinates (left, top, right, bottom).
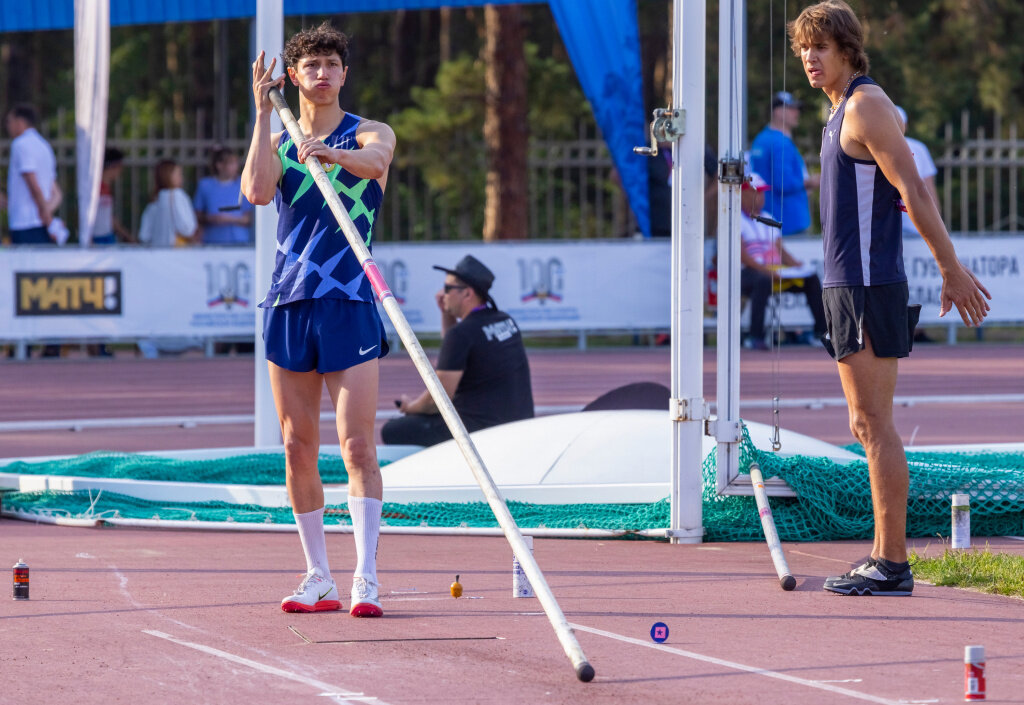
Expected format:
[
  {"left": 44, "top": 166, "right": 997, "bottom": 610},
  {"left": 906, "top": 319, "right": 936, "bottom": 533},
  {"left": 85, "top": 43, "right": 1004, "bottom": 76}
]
[{"left": 381, "top": 255, "right": 534, "bottom": 447}]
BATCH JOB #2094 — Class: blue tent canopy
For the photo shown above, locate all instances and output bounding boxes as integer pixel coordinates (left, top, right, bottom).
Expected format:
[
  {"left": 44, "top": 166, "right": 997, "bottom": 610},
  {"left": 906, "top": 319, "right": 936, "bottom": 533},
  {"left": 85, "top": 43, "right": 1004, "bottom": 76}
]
[{"left": 1, "top": 0, "right": 649, "bottom": 236}]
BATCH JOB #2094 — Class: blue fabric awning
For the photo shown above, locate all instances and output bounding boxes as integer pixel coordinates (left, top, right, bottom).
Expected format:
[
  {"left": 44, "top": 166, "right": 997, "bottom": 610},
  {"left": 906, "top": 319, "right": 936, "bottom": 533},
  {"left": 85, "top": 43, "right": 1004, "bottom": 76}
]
[
  {"left": 0, "top": 0, "right": 538, "bottom": 31},
  {"left": 2, "top": 0, "right": 648, "bottom": 236}
]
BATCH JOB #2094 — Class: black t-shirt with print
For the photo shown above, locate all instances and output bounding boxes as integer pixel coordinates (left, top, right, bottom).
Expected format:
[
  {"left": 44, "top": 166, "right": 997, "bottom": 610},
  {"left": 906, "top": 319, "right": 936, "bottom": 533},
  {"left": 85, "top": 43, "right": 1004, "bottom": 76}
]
[{"left": 436, "top": 307, "right": 534, "bottom": 432}]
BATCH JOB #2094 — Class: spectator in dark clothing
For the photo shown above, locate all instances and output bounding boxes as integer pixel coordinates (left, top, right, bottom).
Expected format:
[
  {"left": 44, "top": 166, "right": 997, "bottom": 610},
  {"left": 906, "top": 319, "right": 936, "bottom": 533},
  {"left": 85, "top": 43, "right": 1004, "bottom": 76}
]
[{"left": 382, "top": 255, "right": 534, "bottom": 447}]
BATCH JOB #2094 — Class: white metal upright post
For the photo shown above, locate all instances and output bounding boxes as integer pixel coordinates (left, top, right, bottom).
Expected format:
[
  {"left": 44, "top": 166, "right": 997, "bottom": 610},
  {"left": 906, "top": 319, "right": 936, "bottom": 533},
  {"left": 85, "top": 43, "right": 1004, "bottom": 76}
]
[
  {"left": 253, "top": 0, "right": 284, "bottom": 447},
  {"left": 715, "top": 0, "right": 746, "bottom": 492},
  {"left": 668, "top": 0, "right": 706, "bottom": 544}
]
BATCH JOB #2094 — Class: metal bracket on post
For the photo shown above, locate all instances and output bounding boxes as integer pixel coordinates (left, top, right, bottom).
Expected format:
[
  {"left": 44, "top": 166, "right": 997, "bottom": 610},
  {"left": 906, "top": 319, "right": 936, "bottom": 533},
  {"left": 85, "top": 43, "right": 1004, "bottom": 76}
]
[
  {"left": 670, "top": 397, "right": 707, "bottom": 423},
  {"left": 634, "top": 108, "right": 686, "bottom": 156},
  {"left": 704, "top": 416, "right": 742, "bottom": 442},
  {"left": 718, "top": 155, "right": 746, "bottom": 185}
]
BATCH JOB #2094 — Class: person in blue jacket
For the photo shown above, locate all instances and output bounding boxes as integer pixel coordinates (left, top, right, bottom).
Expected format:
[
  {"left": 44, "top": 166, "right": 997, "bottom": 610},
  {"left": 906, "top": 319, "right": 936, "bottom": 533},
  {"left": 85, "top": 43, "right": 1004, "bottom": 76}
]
[{"left": 750, "top": 91, "right": 820, "bottom": 235}]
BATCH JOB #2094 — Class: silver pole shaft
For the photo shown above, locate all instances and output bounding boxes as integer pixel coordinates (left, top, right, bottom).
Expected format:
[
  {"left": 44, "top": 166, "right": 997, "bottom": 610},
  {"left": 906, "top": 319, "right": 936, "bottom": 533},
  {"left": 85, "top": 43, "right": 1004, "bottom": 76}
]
[
  {"left": 749, "top": 462, "right": 796, "bottom": 591},
  {"left": 267, "top": 88, "right": 594, "bottom": 683}
]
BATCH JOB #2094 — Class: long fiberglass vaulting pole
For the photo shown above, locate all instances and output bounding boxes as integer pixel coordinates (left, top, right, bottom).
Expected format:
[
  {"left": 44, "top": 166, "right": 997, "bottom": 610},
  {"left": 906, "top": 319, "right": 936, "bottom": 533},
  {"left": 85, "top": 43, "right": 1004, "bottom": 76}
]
[{"left": 266, "top": 88, "right": 595, "bottom": 684}]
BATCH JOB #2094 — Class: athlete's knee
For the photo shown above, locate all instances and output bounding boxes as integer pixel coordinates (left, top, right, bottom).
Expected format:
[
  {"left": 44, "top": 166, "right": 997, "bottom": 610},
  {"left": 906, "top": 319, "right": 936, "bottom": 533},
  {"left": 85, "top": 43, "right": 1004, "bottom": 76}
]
[
  {"left": 282, "top": 433, "right": 318, "bottom": 469},
  {"left": 849, "top": 408, "right": 891, "bottom": 449},
  {"left": 341, "top": 435, "right": 377, "bottom": 470}
]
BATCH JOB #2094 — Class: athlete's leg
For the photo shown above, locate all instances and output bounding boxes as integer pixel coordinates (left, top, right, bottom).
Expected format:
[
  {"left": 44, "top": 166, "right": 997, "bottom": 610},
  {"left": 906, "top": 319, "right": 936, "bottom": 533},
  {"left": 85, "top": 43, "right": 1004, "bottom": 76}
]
[
  {"left": 835, "top": 334, "right": 907, "bottom": 563},
  {"left": 326, "top": 359, "right": 384, "bottom": 616},
  {"left": 269, "top": 361, "right": 326, "bottom": 512},
  {"left": 270, "top": 361, "right": 340, "bottom": 611},
  {"left": 326, "top": 358, "right": 382, "bottom": 500}
]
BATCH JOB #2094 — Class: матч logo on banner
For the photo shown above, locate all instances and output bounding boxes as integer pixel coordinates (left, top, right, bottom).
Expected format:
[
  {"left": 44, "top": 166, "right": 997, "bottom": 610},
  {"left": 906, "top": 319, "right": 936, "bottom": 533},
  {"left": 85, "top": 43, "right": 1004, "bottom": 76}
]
[{"left": 15, "top": 271, "right": 122, "bottom": 316}]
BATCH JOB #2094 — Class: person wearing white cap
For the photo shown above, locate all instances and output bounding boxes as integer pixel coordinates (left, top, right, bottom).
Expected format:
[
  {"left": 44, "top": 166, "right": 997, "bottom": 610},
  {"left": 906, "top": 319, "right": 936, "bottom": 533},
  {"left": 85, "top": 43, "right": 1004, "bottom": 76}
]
[
  {"left": 750, "top": 90, "right": 820, "bottom": 235},
  {"left": 739, "top": 172, "right": 827, "bottom": 350}
]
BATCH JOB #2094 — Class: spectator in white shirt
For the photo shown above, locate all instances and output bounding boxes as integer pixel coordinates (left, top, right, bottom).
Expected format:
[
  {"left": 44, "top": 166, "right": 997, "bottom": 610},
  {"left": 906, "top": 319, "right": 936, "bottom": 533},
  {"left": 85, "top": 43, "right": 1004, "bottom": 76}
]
[
  {"left": 5, "top": 104, "right": 59, "bottom": 244},
  {"left": 138, "top": 159, "right": 198, "bottom": 247}
]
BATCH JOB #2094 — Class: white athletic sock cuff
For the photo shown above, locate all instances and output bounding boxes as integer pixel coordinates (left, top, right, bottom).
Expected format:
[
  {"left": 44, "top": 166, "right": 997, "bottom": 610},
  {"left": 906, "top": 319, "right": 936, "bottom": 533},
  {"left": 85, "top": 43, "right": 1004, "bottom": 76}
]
[
  {"left": 349, "top": 496, "right": 382, "bottom": 582},
  {"left": 293, "top": 507, "right": 330, "bottom": 575}
]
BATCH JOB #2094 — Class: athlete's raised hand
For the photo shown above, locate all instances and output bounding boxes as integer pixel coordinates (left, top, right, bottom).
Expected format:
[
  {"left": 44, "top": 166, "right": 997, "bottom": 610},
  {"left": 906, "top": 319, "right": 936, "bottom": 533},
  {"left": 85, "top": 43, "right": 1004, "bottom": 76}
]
[{"left": 251, "top": 51, "right": 285, "bottom": 115}]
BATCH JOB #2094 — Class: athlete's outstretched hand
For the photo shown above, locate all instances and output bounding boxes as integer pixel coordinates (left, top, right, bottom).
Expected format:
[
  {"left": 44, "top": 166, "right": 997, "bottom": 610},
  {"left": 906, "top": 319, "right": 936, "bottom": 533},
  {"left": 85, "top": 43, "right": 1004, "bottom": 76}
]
[
  {"left": 940, "top": 262, "right": 991, "bottom": 327},
  {"left": 251, "top": 51, "right": 285, "bottom": 116}
]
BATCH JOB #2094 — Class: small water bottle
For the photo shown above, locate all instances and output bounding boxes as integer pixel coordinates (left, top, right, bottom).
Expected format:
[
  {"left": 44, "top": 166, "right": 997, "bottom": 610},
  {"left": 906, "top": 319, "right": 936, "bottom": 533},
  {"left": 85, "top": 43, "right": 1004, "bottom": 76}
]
[
  {"left": 512, "top": 535, "right": 534, "bottom": 598},
  {"left": 952, "top": 494, "right": 971, "bottom": 550}
]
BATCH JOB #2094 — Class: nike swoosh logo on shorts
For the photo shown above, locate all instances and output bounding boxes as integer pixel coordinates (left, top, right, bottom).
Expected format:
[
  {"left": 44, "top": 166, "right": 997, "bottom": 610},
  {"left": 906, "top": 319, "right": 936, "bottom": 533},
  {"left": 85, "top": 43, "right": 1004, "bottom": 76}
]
[{"left": 359, "top": 345, "right": 378, "bottom": 356}]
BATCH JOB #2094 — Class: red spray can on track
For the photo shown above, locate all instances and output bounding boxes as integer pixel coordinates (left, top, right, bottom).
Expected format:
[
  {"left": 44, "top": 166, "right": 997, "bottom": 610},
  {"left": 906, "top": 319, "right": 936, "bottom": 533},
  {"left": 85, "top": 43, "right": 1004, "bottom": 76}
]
[
  {"left": 13, "top": 559, "right": 29, "bottom": 600},
  {"left": 965, "top": 645, "right": 986, "bottom": 701}
]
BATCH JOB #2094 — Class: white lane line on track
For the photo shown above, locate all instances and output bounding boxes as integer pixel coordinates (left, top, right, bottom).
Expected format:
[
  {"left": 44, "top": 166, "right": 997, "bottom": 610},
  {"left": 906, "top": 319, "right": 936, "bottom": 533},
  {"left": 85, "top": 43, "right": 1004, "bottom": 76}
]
[
  {"left": 789, "top": 550, "right": 857, "bottom": 565},
  {"left": 568, "top": 623, "right": 909, "bottom": 705},
  {"left": 143, "top": 630, "right": 387, "bottom": 705}
]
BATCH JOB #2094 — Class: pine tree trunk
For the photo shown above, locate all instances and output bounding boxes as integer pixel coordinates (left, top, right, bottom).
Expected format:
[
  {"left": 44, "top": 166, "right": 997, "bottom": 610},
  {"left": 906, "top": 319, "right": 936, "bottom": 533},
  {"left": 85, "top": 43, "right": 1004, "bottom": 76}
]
[{"left": 483, "top": 4, "right": 528, "bottom": 241}]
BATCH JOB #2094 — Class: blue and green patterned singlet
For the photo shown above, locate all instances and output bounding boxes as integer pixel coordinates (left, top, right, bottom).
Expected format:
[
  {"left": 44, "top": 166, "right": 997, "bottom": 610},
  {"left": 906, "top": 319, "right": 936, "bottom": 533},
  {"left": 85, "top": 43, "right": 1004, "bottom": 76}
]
[{"left": 260, "top": 112, "right": 383, "bottom": 308}]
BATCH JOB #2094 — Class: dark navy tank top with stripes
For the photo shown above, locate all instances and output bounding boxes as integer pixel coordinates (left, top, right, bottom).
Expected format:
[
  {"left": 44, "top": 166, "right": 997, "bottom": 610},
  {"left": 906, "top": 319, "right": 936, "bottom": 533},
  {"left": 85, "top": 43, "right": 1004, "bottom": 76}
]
[{"left": 819, "top": 76, "right": 905, "bottom": 288}]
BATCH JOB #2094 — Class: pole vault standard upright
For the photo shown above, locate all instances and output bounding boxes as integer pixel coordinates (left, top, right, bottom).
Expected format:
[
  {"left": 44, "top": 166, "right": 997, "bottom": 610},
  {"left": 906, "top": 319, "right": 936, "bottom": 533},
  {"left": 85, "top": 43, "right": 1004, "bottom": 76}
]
[{"left": 266, "top": 88, "right": 595, "bottom": 684}]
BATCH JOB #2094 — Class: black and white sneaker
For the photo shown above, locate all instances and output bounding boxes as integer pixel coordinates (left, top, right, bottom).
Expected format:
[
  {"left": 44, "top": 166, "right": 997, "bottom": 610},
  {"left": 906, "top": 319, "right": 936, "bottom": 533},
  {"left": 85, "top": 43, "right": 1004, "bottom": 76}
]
[{"left": 823, "top": 558, "right": 914, "bottom": 596}]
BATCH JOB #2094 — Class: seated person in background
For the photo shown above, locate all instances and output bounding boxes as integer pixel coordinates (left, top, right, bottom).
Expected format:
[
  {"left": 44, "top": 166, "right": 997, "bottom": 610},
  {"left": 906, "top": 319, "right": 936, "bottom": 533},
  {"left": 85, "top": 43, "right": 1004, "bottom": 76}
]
[
  {"left": 194, "top": 146, "right": 254, "bottom": 245},
  {"left": 382, "top": 255, "right": 534, "bottom": 447},
  {"left": 740, "top": 172, "right": 826, "bottom": 350},
  {"left": 138, "top": 159, "right": 198, "bottom": 247}
]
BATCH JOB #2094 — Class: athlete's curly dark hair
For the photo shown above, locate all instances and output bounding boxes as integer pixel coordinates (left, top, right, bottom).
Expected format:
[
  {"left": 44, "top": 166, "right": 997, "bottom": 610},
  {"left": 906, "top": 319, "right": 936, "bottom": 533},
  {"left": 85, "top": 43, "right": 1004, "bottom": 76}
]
[{"left": 283, "top": 21, "right": 349, "bottom": 69}]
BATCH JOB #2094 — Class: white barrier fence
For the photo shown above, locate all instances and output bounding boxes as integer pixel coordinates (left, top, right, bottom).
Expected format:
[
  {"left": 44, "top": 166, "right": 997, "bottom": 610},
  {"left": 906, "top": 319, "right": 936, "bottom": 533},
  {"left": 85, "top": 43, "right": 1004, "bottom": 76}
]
[{"left": 1, "top": 237, "right": 1021, "bottom": 346}]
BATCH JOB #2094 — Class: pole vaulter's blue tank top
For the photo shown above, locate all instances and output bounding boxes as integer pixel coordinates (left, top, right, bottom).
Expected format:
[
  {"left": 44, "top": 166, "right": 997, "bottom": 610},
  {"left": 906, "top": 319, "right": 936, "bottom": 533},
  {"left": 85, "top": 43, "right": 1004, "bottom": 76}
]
[
  {"left": 819, "top": 76, "right": 905, "bottom": 288},
  {"left": 260, "top": 112, "right": 383, "bottom": 308}
]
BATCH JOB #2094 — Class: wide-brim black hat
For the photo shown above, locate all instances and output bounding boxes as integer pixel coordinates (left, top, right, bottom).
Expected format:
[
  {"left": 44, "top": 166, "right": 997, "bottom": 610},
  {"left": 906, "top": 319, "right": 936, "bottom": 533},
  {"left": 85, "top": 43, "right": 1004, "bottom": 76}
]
[{"left": 433, "top": 255, "right": 497, "bottom": 308}]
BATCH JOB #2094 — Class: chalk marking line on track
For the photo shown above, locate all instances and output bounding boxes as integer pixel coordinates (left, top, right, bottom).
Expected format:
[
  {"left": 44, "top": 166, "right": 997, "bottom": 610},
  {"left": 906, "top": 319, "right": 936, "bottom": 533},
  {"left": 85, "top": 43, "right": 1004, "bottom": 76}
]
[
  {"left": 143, "top": 629, "right": 387, "bottom": 705},
  {"left": 568, "top": 622, "right": 914, "bottom": 705}
]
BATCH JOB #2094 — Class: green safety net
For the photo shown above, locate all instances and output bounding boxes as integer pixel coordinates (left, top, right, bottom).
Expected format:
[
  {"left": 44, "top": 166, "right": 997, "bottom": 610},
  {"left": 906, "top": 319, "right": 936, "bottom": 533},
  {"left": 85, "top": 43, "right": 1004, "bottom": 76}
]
[
  {"left": 2, "top": 426, "right": 1023, "bottom": 541},
  {"left": 1, "top": 451, "right": 353, "bottom": 485}
]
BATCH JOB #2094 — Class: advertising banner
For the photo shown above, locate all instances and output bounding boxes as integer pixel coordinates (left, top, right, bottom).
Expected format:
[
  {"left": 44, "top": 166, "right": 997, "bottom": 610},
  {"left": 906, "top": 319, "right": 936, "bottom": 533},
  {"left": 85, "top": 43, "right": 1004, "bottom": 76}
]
[
  {"left": 0, "top": 237, "right": 1019, "bottom": 341},
  {"left": 1, "top": 248, "right": 255, "bottom": 339}
]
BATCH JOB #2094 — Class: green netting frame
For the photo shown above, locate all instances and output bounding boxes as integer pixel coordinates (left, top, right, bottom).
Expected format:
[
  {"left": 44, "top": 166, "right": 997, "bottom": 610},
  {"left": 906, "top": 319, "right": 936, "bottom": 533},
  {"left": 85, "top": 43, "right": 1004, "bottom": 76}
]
[{"left": 2, "top": 426, "right": 1023, "bottom": 541}]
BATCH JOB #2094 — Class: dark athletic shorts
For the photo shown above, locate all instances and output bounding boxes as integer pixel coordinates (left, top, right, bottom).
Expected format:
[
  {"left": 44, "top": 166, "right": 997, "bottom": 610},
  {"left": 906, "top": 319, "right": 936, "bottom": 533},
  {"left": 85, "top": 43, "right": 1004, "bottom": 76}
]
[
  {"left": 821, "top": 282, "right": 921, "bottom": 361},
  {"left": 263, "top": 298, "right": 389, "bottom": 373}
]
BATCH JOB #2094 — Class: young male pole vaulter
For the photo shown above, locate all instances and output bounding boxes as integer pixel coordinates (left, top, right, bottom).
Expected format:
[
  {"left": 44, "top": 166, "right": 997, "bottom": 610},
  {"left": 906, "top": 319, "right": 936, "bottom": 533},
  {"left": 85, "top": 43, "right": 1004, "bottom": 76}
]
[
  {"left": 790, "top": 1, "right": 991, "bottom": 595},
  {"left": 242, "top": 22, "right": 396, "bottom": 616}
]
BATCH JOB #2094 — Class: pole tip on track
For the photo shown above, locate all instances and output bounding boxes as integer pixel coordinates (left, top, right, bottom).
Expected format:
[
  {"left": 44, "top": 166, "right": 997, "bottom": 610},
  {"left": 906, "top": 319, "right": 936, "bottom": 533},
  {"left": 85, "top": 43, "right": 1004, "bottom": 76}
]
[
  {"left": 780, "top": 574, "right": 797, "bottom": 591},
  {"left": 575, "top": 661, "right": 596, "bottom": 682}
]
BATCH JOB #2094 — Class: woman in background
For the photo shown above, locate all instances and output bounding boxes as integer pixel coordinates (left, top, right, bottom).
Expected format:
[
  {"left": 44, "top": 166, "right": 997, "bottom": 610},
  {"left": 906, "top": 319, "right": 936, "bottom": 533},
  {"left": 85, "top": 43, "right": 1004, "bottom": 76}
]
[{"left": 139, "top": 158, "right": 197, "bottom": 247}]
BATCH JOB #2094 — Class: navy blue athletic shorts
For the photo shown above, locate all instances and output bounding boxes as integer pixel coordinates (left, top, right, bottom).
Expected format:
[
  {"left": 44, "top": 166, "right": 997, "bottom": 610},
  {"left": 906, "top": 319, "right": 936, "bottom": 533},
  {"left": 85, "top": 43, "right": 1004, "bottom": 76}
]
[{"left": 263, "top": 298, "right": 389, "bottom": 373}]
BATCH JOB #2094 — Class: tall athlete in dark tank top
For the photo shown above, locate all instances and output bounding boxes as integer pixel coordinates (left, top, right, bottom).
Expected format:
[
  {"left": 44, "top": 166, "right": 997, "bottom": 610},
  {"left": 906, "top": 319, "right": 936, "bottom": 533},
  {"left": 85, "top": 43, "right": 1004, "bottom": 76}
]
[{"left": 791, "top": 1, "right": 990, "bottom": 596}]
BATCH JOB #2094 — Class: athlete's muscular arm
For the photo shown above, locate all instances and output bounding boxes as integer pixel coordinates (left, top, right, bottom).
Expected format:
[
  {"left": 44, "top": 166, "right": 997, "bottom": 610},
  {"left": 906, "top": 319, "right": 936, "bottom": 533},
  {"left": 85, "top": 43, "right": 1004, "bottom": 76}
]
[
  {"left": 242, "top": 52, "right": 285, "bottom": 206},
  {"left": 843, "top": 90, "right": 991, "bottom": 326},
  {"left": 295, "top": 121, "right": 396, "bottom": 190}
]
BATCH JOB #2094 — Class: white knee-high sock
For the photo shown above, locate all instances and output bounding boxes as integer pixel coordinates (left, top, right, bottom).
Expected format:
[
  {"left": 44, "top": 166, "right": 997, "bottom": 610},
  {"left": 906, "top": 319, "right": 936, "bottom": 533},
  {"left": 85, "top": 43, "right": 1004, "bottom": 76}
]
[
  {"left": 348, "top": 496, "right": 382, "bottom": 583},
  {"left": 294, "top": 507, "right": 330, "bottom": 576}
]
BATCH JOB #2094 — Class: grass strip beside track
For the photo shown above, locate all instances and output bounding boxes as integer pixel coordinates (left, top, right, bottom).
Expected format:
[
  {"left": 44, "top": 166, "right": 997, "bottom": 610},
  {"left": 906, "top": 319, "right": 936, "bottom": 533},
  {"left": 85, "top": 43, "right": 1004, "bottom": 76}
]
[{"left": 911, "top": 545, "right": 1024, "bottom": 598}]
